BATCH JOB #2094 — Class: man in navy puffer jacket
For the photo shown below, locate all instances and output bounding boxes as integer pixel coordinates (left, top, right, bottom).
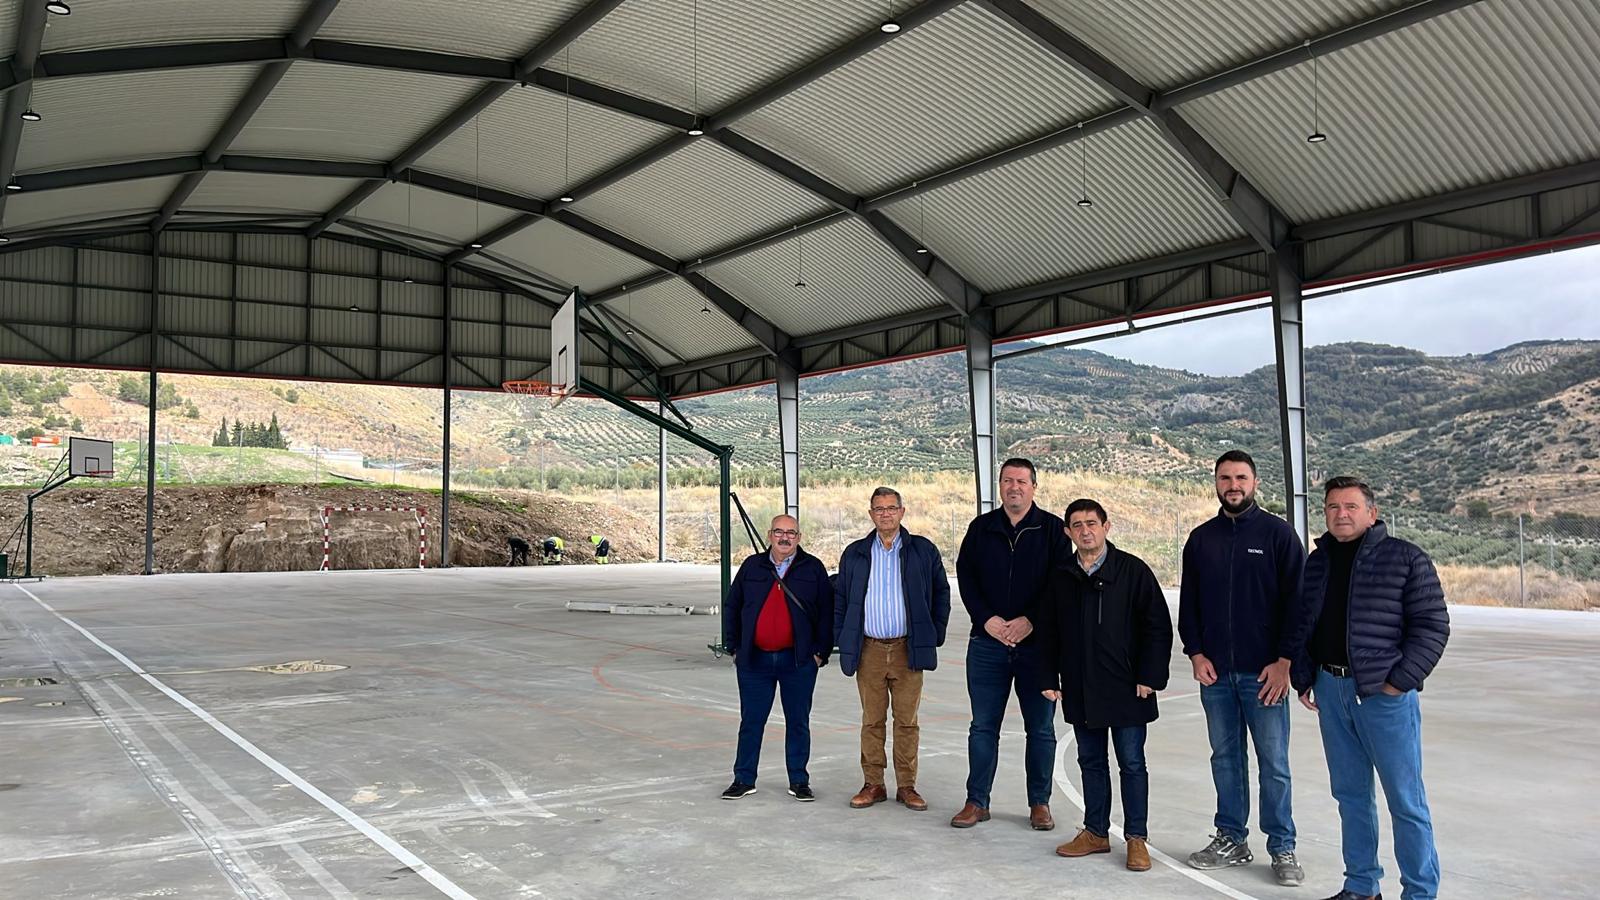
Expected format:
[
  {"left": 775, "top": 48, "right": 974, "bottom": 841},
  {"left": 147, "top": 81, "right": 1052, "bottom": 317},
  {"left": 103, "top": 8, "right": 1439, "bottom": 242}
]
[{"left": 1289, "top": 477, "right": 1449, "bottom": 900}]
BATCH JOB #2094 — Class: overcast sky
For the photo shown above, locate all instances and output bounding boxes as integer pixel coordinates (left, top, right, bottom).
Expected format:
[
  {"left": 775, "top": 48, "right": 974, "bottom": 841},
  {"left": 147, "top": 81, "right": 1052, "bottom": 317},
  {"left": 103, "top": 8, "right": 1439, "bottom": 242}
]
[{"left": 1050, "top": 243, "right": 1600, "bottom": 376}]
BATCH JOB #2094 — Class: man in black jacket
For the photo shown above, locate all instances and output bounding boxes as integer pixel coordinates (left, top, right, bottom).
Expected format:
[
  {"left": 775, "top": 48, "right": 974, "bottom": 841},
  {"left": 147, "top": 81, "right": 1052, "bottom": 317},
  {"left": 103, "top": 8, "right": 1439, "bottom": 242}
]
[
  {"left": 950, "top": 458, "right": 1072, "bottom": 831},
  {"left": 1039, "top": 499, "right": 1172, "bottom": 873},
  {"left": 1290, "top": 477, "right": 1449, "bottom": 900},
  {"left": 834, "top": 487, "right": 951, "bottom": 812},
  {"left": 1178, "top": 450, "right": 1307, "bottom": 886},
  {"left": 720, "top": 515, "right": 833, "bottom": 803}
]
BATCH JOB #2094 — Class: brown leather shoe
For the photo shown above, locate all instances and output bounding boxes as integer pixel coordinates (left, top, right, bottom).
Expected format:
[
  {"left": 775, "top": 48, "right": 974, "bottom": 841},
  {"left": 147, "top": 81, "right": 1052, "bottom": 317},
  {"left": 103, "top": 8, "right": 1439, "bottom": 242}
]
[
  {"left": 949, "top": 802, "right": 991, "bottom": 828},
  {"left": 849, "top": 783, "right": 888, "bottom": 809},
  {"left": 895, "top": 786, "right": 928, "bottom": 811},
  {"left": 1126, "top": 836, "right": 1152, "bottom": 871},
  {"left": 1055, "top": 828, "right": 1111, "bottom": 857},
  {"left": 1030, "top": 803, "right": 1056, "bottom": 831}
]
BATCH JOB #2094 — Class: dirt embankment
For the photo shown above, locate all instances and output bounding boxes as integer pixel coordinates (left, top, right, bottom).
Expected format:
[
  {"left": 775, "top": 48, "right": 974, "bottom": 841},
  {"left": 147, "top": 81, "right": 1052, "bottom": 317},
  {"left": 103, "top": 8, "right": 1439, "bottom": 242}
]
[{"left": 0, "top": 485, "right": 653, "bottom": 577}]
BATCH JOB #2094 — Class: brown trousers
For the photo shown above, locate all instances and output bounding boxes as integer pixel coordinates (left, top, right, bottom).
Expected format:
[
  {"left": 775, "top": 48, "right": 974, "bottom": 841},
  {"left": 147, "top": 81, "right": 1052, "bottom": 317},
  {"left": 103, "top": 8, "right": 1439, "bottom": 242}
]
[{"left": 856, "top": 636, "right": 924, "bottom": 787}]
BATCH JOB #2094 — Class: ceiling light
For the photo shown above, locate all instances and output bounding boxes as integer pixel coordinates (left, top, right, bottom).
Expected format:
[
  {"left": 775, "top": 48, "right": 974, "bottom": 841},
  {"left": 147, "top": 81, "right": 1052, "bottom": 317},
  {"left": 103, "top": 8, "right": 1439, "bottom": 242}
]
[
  {"left": 20, "top": 109, "right": 41, "bottom": 122},
  {"left": 1076, "top": 197, "right": 1094, "bottom": 209},
  {"left": 624, "top": 327, "right": 635, "bottom": 336},
  {"left": 880, "top": 21, "right": 900, "bottom": 33},
  {"left": 1305, "top": 40, "right": 1328, "bottom": 146},
  {"left": 1307, "top": 132, "right": 1328, "bottom": 144},
  {"left": 469, "top": 241, "right": 484, "bottom": 249},
  {"left": 794, "top": 279, "right": 807, "bottom": 289},
  {"left": 403, "top": 276, "right": 414, "bottom": 284},
  {"left": 687, "top": 124, "right": 704, "bottom": 136},
  {"left": 348, "top": 304, "right": 361, "bottom": 312},
  {"left": 915, "top": 246, "right": 928, "bottom": 254},
  {"left": 0, "top": 235, "right": 9, "bottom": 244},
  {"left": 5, "top": 180, "right": 20, "bottom": 192},
  {"left": 45, "top": 1, "right": 70, "bottom": 15},
  {"left": 558, "top": 194, "right": 575, "bottom": 203}
]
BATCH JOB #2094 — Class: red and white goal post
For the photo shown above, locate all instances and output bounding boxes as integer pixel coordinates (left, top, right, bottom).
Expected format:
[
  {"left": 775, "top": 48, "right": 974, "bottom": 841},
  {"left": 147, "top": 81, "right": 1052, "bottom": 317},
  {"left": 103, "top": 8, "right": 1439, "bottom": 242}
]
[{"left": 320, "top": 505, "right": 429, "bottom": 571}]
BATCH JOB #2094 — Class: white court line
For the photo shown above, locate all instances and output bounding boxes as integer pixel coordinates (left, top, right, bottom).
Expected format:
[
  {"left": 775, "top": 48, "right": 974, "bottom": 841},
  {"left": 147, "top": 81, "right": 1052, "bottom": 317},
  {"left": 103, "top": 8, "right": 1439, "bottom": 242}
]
[
  {"left": 12, "top": 584, "right": 486, "bottom": 900},
  {"left": 1051, "top": 691, "right": 1266, "bottom": 900}
]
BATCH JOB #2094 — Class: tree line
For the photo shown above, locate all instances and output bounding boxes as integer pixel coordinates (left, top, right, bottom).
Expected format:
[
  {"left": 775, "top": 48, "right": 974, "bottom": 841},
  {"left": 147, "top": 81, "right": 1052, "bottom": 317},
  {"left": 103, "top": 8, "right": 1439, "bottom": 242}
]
[{"left": 213, "top": 414, "right": 289, "bottom": 449}]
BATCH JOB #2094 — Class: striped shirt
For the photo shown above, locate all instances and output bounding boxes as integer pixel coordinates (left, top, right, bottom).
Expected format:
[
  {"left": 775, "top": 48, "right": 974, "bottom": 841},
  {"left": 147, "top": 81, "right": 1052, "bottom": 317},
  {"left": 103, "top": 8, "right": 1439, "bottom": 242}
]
[{"left": 864, "top": 532, "right": 907, "bottom": 639}]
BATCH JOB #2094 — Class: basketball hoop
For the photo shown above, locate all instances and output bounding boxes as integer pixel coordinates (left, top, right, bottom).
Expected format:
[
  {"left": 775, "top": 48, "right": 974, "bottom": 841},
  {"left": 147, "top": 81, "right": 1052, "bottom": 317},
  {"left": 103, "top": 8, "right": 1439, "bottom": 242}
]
[{"left": 502, "top": 379, "right": 556, "bottom": 397}]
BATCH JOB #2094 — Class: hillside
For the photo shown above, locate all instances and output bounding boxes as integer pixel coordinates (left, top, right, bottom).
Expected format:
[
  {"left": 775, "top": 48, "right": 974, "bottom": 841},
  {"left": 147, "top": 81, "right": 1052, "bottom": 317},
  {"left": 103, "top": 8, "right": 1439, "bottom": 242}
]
[{"left": 3, "top": 338, "right": 1599, "bottom": 516}]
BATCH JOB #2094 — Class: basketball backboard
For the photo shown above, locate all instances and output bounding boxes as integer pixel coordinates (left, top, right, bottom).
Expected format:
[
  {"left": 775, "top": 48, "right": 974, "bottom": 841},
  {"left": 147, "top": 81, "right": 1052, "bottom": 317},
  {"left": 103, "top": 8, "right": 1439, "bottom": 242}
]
[
  {"left": 69, "top": 437, "right": 113, "bottom": 478},
  {"left": 550, "top": 288, "right": 581, "bottom": 407}
]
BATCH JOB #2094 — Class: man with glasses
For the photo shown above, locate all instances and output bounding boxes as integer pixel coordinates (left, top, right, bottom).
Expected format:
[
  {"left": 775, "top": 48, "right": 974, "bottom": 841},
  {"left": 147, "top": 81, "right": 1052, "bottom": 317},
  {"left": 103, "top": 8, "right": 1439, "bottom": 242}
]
[
  {"left": 1290, "top": 477, "right": 1448, "bottom": 900},
  {"left": 721, "top": 515, "right": 833, "bottom": 802},
  {"left": 834, "top": 487, "right": 951, "bottom": 812},
  {"left": 951, "top": 458, "right": 1073, "bottom": 831}
]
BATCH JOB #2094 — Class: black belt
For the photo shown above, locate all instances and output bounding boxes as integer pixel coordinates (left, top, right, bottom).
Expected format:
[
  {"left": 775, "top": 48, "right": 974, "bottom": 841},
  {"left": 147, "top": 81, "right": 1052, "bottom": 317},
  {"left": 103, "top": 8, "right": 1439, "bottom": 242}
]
[
  {"left": 1320, "top": 663, "right": 1351, "bottom": 677},
  {"left": 866, "top": 636, "right": 906, "bottom": 643}
]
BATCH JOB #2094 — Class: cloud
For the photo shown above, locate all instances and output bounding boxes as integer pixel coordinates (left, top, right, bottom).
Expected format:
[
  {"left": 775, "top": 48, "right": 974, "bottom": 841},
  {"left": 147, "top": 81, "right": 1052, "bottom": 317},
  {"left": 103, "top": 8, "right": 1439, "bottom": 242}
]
[{"left": 1077, "top": 244, "right": 1600, "bottom": 376}]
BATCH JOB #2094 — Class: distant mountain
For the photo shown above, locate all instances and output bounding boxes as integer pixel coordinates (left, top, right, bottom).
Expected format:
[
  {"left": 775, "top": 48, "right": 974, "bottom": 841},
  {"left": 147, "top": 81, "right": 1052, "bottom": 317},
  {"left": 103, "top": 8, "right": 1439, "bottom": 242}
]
[{"left": 4, "top": 339, "right": 1597, "bottom": 516}]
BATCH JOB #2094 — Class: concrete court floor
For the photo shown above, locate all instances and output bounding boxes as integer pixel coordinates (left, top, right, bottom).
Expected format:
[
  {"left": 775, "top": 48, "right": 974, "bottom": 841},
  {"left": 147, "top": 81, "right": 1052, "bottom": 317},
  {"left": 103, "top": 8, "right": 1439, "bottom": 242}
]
[{"left": 0, "top": 563, "right": 1594, "bottom": 900}]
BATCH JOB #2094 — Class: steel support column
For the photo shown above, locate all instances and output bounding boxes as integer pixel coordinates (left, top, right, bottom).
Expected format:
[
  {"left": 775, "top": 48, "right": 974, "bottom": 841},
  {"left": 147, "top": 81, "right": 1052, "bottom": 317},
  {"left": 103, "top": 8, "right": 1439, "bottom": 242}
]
[
  {"left": 144, "top": 239, "right": 160, "bottom": 575},
  {"left": 1271, "top": 252, "right": 1309, "bottom": 546},
  {"left": 966, "top": 311, "right": 997, "bottom": 515},
  {"left": 776, "top": 355, "right": 800, "bottom": 519},
  {"left": 440, "top": 265, "right": 453, "bottom": 567},
  {"left": 658, "top": 401, "right": 668, "bottom": 562}
]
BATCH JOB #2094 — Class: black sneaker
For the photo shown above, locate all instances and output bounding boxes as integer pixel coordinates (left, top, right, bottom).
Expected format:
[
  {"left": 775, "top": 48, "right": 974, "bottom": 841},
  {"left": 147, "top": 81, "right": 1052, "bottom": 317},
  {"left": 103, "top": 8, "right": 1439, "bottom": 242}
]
[
  {"left": 721, "top": 782, "right": 757, "bottom": 800},
  {"left": 787, "top": 783, "right": 815, "bottom": 802}
]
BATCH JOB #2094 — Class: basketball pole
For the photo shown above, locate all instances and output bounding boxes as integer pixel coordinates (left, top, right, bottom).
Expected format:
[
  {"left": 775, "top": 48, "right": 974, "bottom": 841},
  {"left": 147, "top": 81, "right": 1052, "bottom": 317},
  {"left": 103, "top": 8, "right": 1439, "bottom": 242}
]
[{"left": 23, "top": 468, "right": 78, "bottom": 579}]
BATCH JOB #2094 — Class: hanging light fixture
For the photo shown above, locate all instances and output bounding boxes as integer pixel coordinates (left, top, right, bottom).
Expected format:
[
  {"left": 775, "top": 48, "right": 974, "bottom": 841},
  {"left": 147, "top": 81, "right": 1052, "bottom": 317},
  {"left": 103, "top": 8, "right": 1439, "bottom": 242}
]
[
  {"left": 402, "top": 172, "right": 415, "bottom": 283},
  {"left": 914, "top": 181, "right": 928, "bottom": 253},
  {"left": 625, "top": 288, "right": 635, "bottom": 335},
  {"left": 1306, "top": 40, "right": 1327, "bottom": 144},
  {"left": 0, "top": 234, "right": 9, "bottom": 244},
  {"left": 20, "top": 108, "right": 41, "bottom": 122},
  {"left": 794, "top": 233, "right": 807, "bottom": 289},
  {"left": 469, "top": 113, "right": 484, "bottom": 251},
  {"left": 45, "top": 1, "right": 70, "bottom": 15},
  {"left": 686, "top": 0, "right": 705, "bottom": 135},
  {"left": 1076, "top": 122, "right": 1093, "bottom": 208},
  {"left": 349, "top": 304, "right": 361, "bottom": 312},
  {"left": 880, "top": 1, "right": 901, "bottom": 33},
  {"left": 558, "top": 46, "right": 577, "bottom": 202},
  {"left": 5, "top": 180, "right": 20, "bottom": 192}
]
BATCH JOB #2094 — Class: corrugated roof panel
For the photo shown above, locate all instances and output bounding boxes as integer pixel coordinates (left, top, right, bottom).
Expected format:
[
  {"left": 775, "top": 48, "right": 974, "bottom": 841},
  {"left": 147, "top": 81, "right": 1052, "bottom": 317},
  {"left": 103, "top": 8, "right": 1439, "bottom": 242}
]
[
  {"left": 734, "top": 4, "right": 1120, "bottom": 197},
  {"left": 41, "top": 0, "right": 302, "bottom": 52},
  {"left": 414, "top": 86, "right": 677, "bottom": 200},
  {"left": 603, "top": 277, "right": 757, "bottom": 361},
  {"left": 0, "top": 1, "right": 19, "bottom": 58},
  {"left": 231, "top": 63, "right": 482, "bottom": 163},
  {"left": 319, "top": 0, "right": 591, "bottom": 60},
  {"left": 879, "top": 119, "right": 1244, "bottom": 293},
  {"left": 21, "top": 68, "right": 257, "bottom": 173},
  {"left": 572, "top": 139, "right": 832, "bottom": 260},
  {"left": 1179, "top": 0, "right": 1600, "bottom": 222},
  {"left": 705, "top": 217, "right": 950, "bottom": 337},
  {"left": 185, "top": 173, "right": 360, "bottom": 216},
  {"left": 353, "top": 181, "right": 521, "bottom": 246},
  {"left": 491, "top": 217, "right": 659, "bottom": 292},
  {"left": 557, "top": 0, "right": 888, "bottom": 115},
  {"left": 1026, "top": 0, "right": 1404, "bottom": 92},
  {"left": 5, "top": 176, "right": 184, "bottom": 231}
]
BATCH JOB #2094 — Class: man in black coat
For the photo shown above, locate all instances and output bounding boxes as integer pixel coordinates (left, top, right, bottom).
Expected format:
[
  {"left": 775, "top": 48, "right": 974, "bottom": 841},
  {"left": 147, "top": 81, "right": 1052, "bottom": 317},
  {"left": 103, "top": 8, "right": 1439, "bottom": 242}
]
[
  {"left": 834, "top": 487, "right": 951, "bottom": 812},
  {"left": 1039, "top": 499, "right": 1172, "bottom": 873},
  {"left": 720, "top": 515, "right": 833, "bottom": 803},
  {"left": 1288, "top": 477, "right": 1449, "bottom": 900}
]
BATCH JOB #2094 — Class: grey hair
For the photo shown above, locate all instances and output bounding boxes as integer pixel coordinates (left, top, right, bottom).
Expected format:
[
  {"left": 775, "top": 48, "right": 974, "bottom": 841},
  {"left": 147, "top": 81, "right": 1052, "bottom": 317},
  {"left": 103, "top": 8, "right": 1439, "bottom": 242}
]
[{"left": 870, "top": 486, "right": 902, "bottom": 506}]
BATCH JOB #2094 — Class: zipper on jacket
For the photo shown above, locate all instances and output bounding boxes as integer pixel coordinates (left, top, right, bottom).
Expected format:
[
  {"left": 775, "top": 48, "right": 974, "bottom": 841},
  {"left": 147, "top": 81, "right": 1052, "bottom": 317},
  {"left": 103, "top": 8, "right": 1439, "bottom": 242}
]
[
  {"left": 1226, "top": 516, "right": 1237, "bottom": 675},
  {"left": 1006, "top": 523, "right": 1041, "bottom": 622}
]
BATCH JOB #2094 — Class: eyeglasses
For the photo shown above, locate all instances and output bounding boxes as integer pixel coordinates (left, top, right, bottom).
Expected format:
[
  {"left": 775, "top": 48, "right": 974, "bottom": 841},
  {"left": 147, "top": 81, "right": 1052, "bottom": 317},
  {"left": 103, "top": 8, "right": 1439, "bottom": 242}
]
[
  {"left": 870, "top": 505, "right": 902, "bottom": 514},
  {"left": 769, "top": 529, "right": 799, "bottom": 538}
]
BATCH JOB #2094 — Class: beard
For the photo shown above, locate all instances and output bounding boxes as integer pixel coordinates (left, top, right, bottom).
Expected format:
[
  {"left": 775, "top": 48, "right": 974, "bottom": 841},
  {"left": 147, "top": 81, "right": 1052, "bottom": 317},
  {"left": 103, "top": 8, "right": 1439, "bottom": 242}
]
[{"left": 1217, "top": 490, "right": 1256, "bottom": 516}]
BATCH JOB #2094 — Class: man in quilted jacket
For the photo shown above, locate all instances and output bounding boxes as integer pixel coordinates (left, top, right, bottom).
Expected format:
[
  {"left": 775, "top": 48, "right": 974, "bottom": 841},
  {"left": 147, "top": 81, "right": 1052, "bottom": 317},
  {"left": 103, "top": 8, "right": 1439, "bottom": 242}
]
[{"left": 1290, "top": 476, "right": 1450, "bottom": 900}]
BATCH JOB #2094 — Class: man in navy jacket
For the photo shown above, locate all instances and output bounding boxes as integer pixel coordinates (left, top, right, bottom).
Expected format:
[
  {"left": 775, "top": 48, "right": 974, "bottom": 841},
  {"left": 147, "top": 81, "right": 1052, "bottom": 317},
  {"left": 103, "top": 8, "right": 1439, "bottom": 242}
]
[
  {"left": 834, "top": 487, "right": 950, "bottom": 812},
  {"left": 721, "top": 514, "right": 833, "bottom": 803},
  {"left": 1290, "top": 477, "right": 1449, "bottom": 900},
  {"left": 950, "top": 458, "right": 1072, "bottom": 831},
  {"left": 1178, "top": 450, "right": 1307, "bottom": 886}
]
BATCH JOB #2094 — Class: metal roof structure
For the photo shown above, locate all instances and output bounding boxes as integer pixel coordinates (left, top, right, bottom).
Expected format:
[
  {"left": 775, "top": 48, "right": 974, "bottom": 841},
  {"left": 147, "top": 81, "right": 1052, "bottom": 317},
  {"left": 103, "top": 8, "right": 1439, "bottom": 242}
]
[{"left": 0, "top": 0, "right": 1596, "bottom": 399}]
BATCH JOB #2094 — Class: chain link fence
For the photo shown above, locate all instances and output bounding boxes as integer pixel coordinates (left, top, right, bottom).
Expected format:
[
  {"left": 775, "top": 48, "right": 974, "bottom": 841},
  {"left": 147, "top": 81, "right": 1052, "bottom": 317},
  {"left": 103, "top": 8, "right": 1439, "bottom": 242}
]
[{"left": 1385, "top": 509, "right": 1599, "bottom": 609}]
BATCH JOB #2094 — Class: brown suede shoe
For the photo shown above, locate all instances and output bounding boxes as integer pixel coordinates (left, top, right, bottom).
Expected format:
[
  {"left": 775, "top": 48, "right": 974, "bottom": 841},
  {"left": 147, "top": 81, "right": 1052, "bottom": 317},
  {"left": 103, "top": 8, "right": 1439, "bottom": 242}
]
[
  {"left": 949, "top": 802, "right": 991, "bottom": 828},
  {"left": 1055, "top": 828, "right": 1111, "bottom": 857},
  {"left": 895, "top": 786, "right": 928, "bottom": 811},
  {"left": 1030, "top": 803, "right": 1056, "bottom": 831},
  {"left": 1126, "top": 836, "right": 1152, "bottom": 871},
  {"left": 849, "top": 783, "right": 888, "bottom": 809}
]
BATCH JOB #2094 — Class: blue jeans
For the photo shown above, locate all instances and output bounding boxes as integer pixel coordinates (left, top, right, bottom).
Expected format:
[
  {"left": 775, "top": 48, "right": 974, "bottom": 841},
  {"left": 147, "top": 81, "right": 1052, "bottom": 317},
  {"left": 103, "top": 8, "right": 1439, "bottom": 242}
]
[
  {"left": 733, "top": 649, "right": 818, "bottom": 785},
  {"left": 965, "top": 637, "right": 1056, "bottom": 808},
  {"left": 1200, "top": 671, "right": 1295, "bottom": 853},
  {"left": 1075, "top": 724, "right": 1149, "bottom": 838},
  {"left": 1316, "top": 669, "right": 1440, "bottom": 900}
]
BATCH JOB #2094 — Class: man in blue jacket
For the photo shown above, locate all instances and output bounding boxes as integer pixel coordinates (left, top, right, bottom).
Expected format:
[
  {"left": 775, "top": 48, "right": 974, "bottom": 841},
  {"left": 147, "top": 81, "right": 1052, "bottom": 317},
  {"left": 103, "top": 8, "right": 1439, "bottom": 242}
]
[
  {"left": 834, "top": 487, "right": 951, "bottom": 812},
  {"left": 950, "top": 458, "right": 1073, "bottom": 831},
  {"left": 721, "top": 514, "right": 833, "bottom": 803},
  {"left": 1178, "top": 450, "right": 1307, "bottom": 886},
  {"left": 1291, "top": 477, "right": 1449, "bottom": 900}
]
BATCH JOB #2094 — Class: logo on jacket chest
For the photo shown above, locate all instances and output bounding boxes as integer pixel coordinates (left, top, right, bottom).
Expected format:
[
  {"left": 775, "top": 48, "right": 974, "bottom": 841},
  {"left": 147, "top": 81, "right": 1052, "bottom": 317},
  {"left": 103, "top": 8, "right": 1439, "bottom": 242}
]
[{"left": 1246, "top": 547, "right": 1265, "bottom": 555}]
